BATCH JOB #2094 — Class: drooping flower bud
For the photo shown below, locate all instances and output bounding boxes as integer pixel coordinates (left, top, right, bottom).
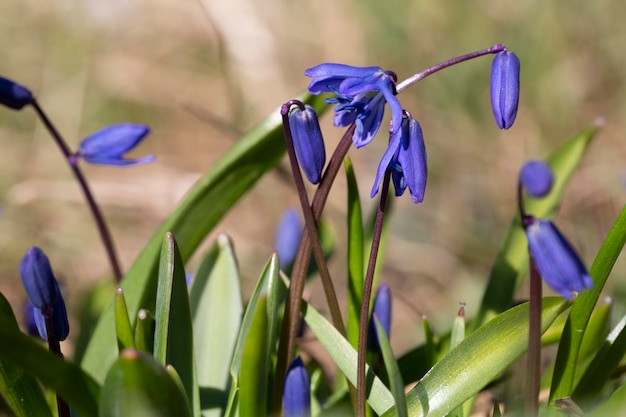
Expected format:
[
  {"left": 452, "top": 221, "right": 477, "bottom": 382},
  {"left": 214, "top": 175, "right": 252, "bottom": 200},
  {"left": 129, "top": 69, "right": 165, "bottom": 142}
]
[
  {"left": 274, "top": 208, "right": 303, "bottom": 270},
  {"left": 289, "top": 105, "right": 326, "bottom": 184},
  {"left": 28, "top": 297, "right": 70, "bottom": 342},
  {"left": 525, "top": 217, "right": 593, "bottom": 299},
  {"left": 19, "top": 247, "right": 61, "bottom": 309},
  {"left": 368, "top": 284, "right": 392, "bottom": 351},
  {"left": 283, "top": 356, "right": 311, "bottom": 417},
  {"left": 78, "top": 123, "right": 155, "bottom": 166},
  {"left": 0, "top": 76, "right": 33, "bottom": 110},
  {"left": 490, "top": 50, "right": 520, "bottom": 130},
  {"left": 520, "top": 160, "right": 554, "bottom": 197}
]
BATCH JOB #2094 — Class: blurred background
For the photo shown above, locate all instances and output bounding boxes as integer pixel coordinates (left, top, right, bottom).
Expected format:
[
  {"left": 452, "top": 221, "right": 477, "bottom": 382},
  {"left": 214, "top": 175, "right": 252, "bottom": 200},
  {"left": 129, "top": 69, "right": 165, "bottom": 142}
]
[{"left": 0, "top": 0, "right": 625, "bottom": 359}]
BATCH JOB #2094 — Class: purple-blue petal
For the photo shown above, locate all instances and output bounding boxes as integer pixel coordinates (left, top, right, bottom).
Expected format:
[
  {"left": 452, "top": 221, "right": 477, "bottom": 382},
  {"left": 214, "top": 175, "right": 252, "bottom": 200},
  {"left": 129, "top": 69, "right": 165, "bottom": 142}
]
[
  {"left": 368, "top": 284, "right": 392, "bottom": 351},
  {"left": 370, "top": 129, "right": 402, "bottom": 198},
  {"left": 79, "top": 123, "right": 154, "bottom": 166},
  {"left": 283, "top": 357, "right": 311, "bottom": 417},
  {"left": 526, "top": 218, "right": 592, "bottom": 299},
  {"left": 82, "top": 155, "right": 156, "bottom": 166},
  {"left": 520, "top": 160, "right": 554, "bottom": 198},
  {"left": 274, "top": 208, "right": 303, "bottom": 269},
  {"left": 397, "top": 119, "right": 427, "bottom": 203},
  {"left": 353, "top": 94, "right": 386, "bottom": 148},
  {"left": 381, "top": 87, "right": 404, "bottom": 134},
  {"left": 490, "top": 50, "right": 521, "bottom": 130},
  {"left": 304, "top": 63, "right": 382, "bottom": 79},
  {"left": 19, "top": 247, "right": 60, "bottom": 309},
  {"left": 289, "top": 105, "right": 326, "bottom": 184}
]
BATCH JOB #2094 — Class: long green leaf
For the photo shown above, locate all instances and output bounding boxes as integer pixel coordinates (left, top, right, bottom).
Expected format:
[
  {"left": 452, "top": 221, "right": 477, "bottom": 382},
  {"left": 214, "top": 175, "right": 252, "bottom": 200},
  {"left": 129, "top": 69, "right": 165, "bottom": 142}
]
[
  {"left": 549, "top": 204, "right": 626, "bottom": 409},
  {"left": 0, "top": 294, "right": 53, "bottom": 417},
  {"left": 81, "top": 93, "right": 326, "bottom": 383},
  {"left": 154, "top": 232, "right": 199, "bottom": 416},
  {"left": 374, "top": 317, "right": 407, "bottom": 417},
  {"left": 0, "top": 293, "right": 100, "bottom": 417},
  {"left": 189, "top": 234, "right": 242, "bottom": 416},
  {"left": 473, "top": 124, "right": 599, "bottom": 329},
  {"left": 115, "top": 288, "right": 136, "bottom": 351},
  {"left": 383, "top": 298, "right": 568, "bottom": 417}
]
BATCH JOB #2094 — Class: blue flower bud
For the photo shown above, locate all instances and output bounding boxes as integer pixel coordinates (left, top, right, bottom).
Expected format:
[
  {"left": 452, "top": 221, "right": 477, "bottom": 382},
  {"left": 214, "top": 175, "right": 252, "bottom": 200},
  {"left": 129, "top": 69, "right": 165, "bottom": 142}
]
[
  {"left": 368, "top": 284, "right": 391, "bottom": 351},
  {"left": 525, "top": 218, "right": 593, "bottom": 299},
  {"left": 490, "top": 50, "right": 520, "bottom": 129},
  {"left": 274, "top": 208, "right": 303, "bottom": 270},
  {"left": 520, "top": 160, "right": 554, "bottom": 197},
  {"left": 0, "top": 76, "right": 33, "bottom": 110},
  {"left": 78, "top": 123, "right": 155, "bottom": 166},
  {"left": 19, "top": 247, "right": 61, "bottom": 309},
  {"left": 28, "top": 297, "right": 70, "bottom": 342},
  {"left": 283, "top": 356, "right": 311, "bottom": 417},
  {"left": 289, "top": 105, "right": 326, "bottom": 184}
]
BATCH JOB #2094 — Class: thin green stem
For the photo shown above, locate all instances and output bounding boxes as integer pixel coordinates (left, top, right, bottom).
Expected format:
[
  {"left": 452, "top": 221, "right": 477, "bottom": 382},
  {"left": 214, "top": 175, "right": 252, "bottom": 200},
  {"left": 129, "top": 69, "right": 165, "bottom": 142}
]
[
  {"left": 273, "top": 122, "right": 356, "bottom": 411},
  {"left": 30, "top": 100, "right": 123, "bottom": 283},
  {"left": 526, "top": 260, "right": 542, "bottom": 417},
  {"left": 357, "top": 169, "right": 391, "bottom": 417}
]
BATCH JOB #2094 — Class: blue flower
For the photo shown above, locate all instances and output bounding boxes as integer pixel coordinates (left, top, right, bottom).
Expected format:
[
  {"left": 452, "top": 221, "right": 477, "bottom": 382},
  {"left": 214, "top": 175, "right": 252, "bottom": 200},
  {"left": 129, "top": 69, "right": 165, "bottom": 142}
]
[
  {"left": 289, "top": 105, "right": 326, "bottom": 184},
  {"left": 274, "top": 208, "right": 303, "bottom": 270},
  {"left": 368, "top": 283, "right": 392, "bottom": 352},
  {"left": 27, "top": 297, "right": 70, "bottom": 342},
  {"left": 305, "top": 63, "right": 403, "bottom": 148},
  {"left": 524, "top": 217, "right": 593, "bottom": 299},
  {"left": 520, "top": 160, "right": 554, "bottom": 198},
  {"left": 0, "top": 76, "right": 33, "bottom": 110},
  {"left": 78, "top": 123, "right": 155, "bottom": 166},
  {"left": 371, "top": 114, "right": 427, "bottom": 203},
  {"left": 283, "top": 356, "right": 311, "bottom": 417},
  {"left": 490, "top": 50, "right": 520, "bottom": 129},
  {"left": 19, "top": 247, "right": 62, "bottom": 309}
]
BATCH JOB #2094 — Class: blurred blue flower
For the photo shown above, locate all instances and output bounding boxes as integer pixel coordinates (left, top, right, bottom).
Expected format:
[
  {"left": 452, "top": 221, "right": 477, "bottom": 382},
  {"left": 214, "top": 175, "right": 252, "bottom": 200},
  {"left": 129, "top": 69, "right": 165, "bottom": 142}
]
[
  {"left": 490, "top": 50, "right": 520, "bottom": 129},
  {"left": 0, "top": 76, "right": 33, "bottom": 110},
  {"left": 19, "top": 247, "right": 61, "bottom": 309},
  {"left": 274, "top": 208, "right": 303, "bottom": 270},
  {"left": 78, "top": 123, "right": 155, "bottom": 166},
  {"left": 305, "top": 63, "right": 403, "bottom": 148},
  {"left": 27, "top": 298, "right": 70, "bottom": 342},
  {"left": 371, "top": 115, "right": 427, "bottom": 203},
  {"left": 283, "top": 356, "right": 311, "bottom": 417},
  {"left": 520, "top": 160, "right": 554, "bottom": 198},
  {"left": 289, "top": 105, "right": 326, "bottom": 184},
  {"left": 368, "top": 283, "right": 392, "bottom": 352},
  {"left": 524, "top": 217, "right": 593, "bottom": 299}
]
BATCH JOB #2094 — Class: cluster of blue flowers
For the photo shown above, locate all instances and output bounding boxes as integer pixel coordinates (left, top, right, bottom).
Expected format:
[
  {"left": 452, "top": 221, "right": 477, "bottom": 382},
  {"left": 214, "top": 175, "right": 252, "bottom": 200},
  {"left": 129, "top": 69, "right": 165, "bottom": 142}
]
[{"left": 288, "top": 49, "right": 521, "bottom": 205}]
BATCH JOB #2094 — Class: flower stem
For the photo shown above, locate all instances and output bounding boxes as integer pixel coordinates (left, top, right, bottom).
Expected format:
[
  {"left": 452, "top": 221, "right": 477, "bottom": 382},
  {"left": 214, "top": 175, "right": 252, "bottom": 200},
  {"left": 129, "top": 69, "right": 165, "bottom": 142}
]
[
  {"left": 396, "top": 44, "right": 505, "bottom": 93},
  {"left": 357, "top": 169, "right": 391, "bottom": 417},
  {"left": 526, "top": 259, "right": 542, "bottom": 416},
  {"left": 30, "top": 100, "right": 123, "bottom": 283},
  {"left": 274, "top": 121, "right": 356, "bottom": 412},
  {"left": 44, "top": 315, "right": 70, "bottom": 417}
]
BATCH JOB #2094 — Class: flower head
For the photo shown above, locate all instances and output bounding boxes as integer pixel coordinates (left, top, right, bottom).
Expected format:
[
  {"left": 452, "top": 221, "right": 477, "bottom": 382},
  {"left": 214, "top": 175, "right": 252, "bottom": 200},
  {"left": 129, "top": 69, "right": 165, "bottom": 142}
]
[
  {"left": 274, "top": 208, "right": 303, "bottom": 270},
  {"left": 368, "top": 284, "right": 392, "bottom": 352},
  {"left": 283, "top": 356, "right": 311, "bottom": 417},
  {"left": 305, "top": 63, "right": 403, "bottom": 147},
  {"left": 490, "top": 50, "right": 520, "bottom": 129},
  {"left": 524, "top": 217, "right": 593, "bottom": 299},
  {"left": 371, "top": 114, "right": 427, "bottom": 203},
  {"left": 289, "top": 105, "right": 326, "bottom": 184},
  {"left": 520, "top": 160, "right": 554, "bottom": 198},
  {"left": 78, "top": 123, "right": 155, "bottom": 166},
  {"left": 0, "top": 76, "right": 33, "bottom": 110},
  {"left": 19, "top": 247, "right": 61, "bottom": 309}
]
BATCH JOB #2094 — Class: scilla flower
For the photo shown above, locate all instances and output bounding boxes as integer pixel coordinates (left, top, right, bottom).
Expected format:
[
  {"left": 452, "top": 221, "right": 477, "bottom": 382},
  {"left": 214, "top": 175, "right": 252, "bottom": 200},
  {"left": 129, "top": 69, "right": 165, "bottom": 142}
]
[
  {"left": 490, "top": 50, "right": 520, "bottom": 130},
  {"left": 283, "top": 356, "right": 311, "bottom": 417},
  {"left": 77, "top": 123, "right": 155, "bottom": 166},
  {"left": 0, "top": 76, "right": 33, "bottom": 110},
  {"left": 371, "top": 112, "right": 427, "bottom": 203},
  {"left": 305, "top": 64, "right": 403, "bottom": 148},
  {"left": 520, "top": 160, "right": 592, "bottom": 299},
  {"left": 289, "top": 105, "right": 326, "bottom": 184}
]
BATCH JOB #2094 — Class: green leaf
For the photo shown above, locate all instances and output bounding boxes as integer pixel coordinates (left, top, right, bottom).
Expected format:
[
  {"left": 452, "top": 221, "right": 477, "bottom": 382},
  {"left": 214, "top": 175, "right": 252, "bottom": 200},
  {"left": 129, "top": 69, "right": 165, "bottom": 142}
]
[
  {"left": 0, "top": 294, "right": 53, "bottom": 417},
  {"left": 115, "top": 288, "right": 136, "bottom": 351},
  {"left": 302, "top": 302, "right": 394, "bottom": 415},
  {"left": 473, "top": 124, "right": 600, "bottom": 329},
  {"left": 549, "top": 204, "right": 626, "bottom": 408},
  {"left": 585, "top": 380, "right": 626, "bottom": 417},
  {"left": 573, "top": 313, "right": 626, "bottom": 407},
  {"left": 0, "top": 293, "right": 100, "bottom": 417},
  {"left": 345, "top": 157, "right": 365, "bottom": 351},
  {"left": 154, "top": 232, "right": 199, "bottom": 416},
  {"left": 374, "top": 317, "right": 407, "bottom": 417},
  {"left": 189, "top": 234, "right": 243, "bottom": 416},
  {"left": 135, "top": 309, "right": 155, "bottom": 355},
  {"left": 81, "top": 93, "right": 326, "bottom": 384},
  {"left": 100, "top": 349, "right": 192, "bottom": 417},
  {"left": 383, "top": 298, "right": 567, "bottom": 417},
  {"left": 238, "top": 297, "right": 269, "bottom": 417},
  {"left": 224, "top": 254, "right": 281, "bottom": 417}
]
